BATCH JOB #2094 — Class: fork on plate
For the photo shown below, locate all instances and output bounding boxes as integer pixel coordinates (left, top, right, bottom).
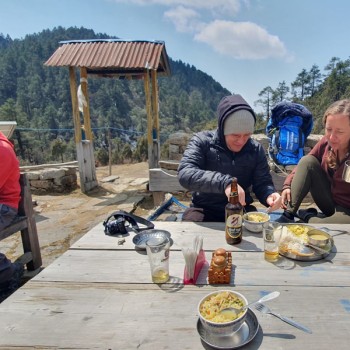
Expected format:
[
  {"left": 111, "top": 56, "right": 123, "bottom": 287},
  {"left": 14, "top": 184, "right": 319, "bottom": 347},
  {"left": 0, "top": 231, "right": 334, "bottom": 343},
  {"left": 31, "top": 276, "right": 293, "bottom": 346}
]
[{"left": 254, "top": 302, "right": 312, "bottom": 334}]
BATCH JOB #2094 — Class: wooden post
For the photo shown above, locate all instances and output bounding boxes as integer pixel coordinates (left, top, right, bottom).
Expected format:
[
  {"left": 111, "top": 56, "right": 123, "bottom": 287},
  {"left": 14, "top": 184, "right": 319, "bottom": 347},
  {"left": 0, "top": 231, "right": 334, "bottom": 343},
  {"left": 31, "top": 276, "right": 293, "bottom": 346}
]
[
  {"left": 151, "top": 70, "right": 160, "bottom": 168},
  {"left": 69, "top": 66, "right": 87, "bottom": 192},
  {"left": 67, "top": 67, "right": 98, "bottom": 193},
  {"left": 144, "top": 69, "right": 156, "bottom": 168},
  {"left": 80, "top": 68, "right": 93, "bottom": 141},
  {"left": 108, "top": 127, "right": 112, "bottom": 176},
  {"left": 68, "top": 67, "right": 81, "bottom": 143}
]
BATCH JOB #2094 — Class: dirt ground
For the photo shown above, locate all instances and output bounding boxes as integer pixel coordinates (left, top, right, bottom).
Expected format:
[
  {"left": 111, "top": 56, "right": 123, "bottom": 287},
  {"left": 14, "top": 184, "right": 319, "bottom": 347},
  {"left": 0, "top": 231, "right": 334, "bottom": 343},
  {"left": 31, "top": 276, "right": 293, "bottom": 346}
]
[{"left": 2, "top": 162, "right": 162, "bottom": 269}]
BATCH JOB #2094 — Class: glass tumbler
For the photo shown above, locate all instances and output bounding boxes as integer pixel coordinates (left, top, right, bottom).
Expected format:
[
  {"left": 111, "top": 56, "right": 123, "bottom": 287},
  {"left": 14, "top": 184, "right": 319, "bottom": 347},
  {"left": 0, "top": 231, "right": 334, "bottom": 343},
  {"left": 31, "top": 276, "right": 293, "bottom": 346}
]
[
  {"left": 146, "top": 236, "right": 170, "bottom": 283},
  {"left": 342, "top": 160, "right": 350, "bottom": 183},
  {"left": 263, "top": 222, "right": 282, "bottom": 262}
]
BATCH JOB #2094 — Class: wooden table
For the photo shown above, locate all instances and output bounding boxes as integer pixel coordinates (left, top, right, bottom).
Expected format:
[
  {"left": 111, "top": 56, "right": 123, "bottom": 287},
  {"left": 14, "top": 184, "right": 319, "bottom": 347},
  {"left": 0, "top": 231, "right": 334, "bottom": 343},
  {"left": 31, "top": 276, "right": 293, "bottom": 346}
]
[{"left": 0, "top": 222, "right": 349, "bottom": 349}]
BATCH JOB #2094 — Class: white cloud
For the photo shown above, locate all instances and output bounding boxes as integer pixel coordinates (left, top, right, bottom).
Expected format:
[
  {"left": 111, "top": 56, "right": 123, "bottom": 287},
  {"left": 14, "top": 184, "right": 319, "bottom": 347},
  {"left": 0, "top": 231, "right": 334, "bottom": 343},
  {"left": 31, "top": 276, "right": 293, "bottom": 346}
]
[
  {"left": 164, "top": 6, "right": 202, "bottom": 33},
  {"left": 110, "top": 0, "right": 241, "bottom": 16},
  {"left": 109, "top": 0, "right": 290, "bottom": 61},
  {"left": 194, "top": 20, "right": 288, "bottom": 60}
]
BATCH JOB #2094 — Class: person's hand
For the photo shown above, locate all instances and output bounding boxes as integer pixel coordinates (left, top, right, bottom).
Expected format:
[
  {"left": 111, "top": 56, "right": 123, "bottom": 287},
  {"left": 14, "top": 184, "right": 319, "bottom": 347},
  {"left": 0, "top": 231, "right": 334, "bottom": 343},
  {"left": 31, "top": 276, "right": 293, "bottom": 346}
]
[
  {"left": 266, "top": 192, "right": 282, "bottom": 212},
  {"left": 225, "top": 183, "right": 246, "bottom": 206},
  {"left": 281, "top": 189, "right": 291, "bottom": 209}
]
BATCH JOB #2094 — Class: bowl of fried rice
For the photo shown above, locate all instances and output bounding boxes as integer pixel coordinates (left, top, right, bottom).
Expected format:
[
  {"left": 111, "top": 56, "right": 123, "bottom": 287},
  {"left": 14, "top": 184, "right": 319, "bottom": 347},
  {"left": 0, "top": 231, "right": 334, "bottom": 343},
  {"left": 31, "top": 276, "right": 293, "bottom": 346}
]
[
  {"left": 198, "top": 290, "right": 248, "bottom": 335},
  {"left": 243, "top": 212, "right": 270, "bottom": 233}
]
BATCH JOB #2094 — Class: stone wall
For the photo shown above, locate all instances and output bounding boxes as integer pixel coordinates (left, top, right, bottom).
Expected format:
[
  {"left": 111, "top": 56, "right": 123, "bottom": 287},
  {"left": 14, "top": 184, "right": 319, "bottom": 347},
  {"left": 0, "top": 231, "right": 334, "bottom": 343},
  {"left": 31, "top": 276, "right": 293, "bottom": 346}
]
[
  {"left": 167, "top": 131, "right": 192, "bottom": 161},
  {"left": 23, "top": 166, "right": 78, "bottom": 194},
  {"left": 166, "top": 131, "right": 322, "bottom": 163}
]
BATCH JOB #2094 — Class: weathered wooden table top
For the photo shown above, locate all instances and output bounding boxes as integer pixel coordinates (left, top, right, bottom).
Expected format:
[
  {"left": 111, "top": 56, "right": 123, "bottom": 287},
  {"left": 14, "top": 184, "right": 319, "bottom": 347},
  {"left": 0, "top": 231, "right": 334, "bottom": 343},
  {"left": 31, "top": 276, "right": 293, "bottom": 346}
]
[{"left": 0, "top": 221, "right": 349, "bottom": 349}]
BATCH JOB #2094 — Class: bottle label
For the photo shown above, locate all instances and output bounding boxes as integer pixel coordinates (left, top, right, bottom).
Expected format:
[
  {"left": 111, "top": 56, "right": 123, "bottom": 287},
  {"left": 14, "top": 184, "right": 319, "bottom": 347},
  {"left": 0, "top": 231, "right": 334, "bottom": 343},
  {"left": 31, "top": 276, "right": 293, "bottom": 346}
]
[
  {"left": 226, "top": 214, "right": 242, "bottom": 238},
  {"left": 230, "top": 190, "right": 238, "bottom": 197}
]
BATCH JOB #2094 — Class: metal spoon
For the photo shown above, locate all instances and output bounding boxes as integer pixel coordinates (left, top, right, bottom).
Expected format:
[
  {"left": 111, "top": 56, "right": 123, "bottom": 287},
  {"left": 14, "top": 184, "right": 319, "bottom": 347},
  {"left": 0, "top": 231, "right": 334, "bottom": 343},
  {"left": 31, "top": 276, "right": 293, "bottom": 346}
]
[
  {"left": 304, "top": 242, "right": 329, "bottom": 255},
  {"left": 220, "top": 291, "right": 280, "bottom": 317}
]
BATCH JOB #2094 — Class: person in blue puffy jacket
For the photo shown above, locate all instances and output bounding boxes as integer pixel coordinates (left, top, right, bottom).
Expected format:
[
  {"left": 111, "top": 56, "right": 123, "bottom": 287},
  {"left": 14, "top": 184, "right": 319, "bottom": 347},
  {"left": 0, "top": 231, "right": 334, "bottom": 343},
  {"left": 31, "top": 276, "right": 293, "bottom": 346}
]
[{"left": 178, "top": 94, "right": 281, "bottom": 222}]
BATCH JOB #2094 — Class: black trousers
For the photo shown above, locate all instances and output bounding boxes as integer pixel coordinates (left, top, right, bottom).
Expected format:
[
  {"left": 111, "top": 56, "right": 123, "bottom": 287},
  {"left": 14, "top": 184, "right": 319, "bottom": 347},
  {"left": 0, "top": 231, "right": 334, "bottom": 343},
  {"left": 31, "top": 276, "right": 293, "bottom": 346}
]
[{"left": 182, "top": 205, "right": 257, "bottom": 222}]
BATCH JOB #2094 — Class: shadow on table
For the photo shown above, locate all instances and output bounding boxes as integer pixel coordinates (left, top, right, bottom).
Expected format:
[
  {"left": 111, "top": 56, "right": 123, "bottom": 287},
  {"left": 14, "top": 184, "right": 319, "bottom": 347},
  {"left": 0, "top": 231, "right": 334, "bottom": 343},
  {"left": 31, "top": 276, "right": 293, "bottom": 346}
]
[
  {"left": 159, "top": 276, "right": 185, "bottom": 293},
  {"left": 200, "top": 326, "right": 296, "bottom": 349}
]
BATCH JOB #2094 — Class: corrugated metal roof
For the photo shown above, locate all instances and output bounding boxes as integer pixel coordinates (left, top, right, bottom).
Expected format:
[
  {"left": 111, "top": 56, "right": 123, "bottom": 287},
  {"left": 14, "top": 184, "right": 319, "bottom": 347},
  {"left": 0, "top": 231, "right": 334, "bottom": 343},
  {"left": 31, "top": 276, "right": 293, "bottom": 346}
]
[
  {"left": 0, "top": 121, "right": 17, "bottom": 138},
  {"left": 44, "top": 39, "right": 171, "bottom": 77}
]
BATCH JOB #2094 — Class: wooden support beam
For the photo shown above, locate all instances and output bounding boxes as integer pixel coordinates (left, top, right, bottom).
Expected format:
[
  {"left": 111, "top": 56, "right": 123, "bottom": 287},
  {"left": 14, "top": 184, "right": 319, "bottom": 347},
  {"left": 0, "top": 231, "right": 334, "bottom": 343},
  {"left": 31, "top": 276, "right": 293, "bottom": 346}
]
[
  {"left": 151, "top": 70, "right": 159, "bottom": 140},
  {"left": 151, "top": 70, "right": 160, "bottom": 167},
  {"left": 80, "top": 68, "right": 93, "bottom": 141},
  {"left": 144, "top": 69, "right": 156, "bottom": 168},
  {"left": 69, "top": 67, "right": 81, "bottom": 143}
]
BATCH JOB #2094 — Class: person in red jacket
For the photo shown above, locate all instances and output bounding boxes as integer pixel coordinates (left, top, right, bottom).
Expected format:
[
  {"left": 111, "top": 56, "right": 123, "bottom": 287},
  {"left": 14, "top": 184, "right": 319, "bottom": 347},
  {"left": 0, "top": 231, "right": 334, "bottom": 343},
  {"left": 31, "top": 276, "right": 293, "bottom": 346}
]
[
  {"left": 277, "top": 99, "right": 350, "bottom": 223},
  {"left": 0, "top": 130, "right": 24, "bottom": 302}
]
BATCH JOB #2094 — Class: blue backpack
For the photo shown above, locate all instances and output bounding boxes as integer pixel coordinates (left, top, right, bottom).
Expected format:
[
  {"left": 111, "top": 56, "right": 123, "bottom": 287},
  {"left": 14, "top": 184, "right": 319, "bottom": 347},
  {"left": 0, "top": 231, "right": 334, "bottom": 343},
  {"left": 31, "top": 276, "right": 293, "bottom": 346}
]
[{"left": 266, "top": 101, "right": 313, "bottom": 166}]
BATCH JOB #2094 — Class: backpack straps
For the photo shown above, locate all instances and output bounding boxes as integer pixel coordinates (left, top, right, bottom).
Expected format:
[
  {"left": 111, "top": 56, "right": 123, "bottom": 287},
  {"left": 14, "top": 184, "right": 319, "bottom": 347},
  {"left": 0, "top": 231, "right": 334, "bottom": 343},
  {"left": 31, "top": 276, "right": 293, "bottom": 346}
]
[{"left": 103, "top": 210, "right": 154, "bottom": 233}]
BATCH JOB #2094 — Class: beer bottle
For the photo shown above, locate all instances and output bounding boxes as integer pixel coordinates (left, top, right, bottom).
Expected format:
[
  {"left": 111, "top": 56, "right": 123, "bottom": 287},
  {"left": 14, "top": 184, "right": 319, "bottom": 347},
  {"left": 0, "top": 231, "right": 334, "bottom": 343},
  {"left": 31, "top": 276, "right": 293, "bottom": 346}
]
[{"left": 225, "top": 177, "right": 243, "bottom": 245}]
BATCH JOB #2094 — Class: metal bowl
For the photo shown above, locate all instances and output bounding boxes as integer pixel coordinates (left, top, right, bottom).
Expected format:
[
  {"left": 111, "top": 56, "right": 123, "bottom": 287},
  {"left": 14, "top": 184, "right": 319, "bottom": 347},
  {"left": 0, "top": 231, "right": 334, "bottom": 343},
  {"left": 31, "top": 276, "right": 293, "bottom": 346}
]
[
  {"left": 198, "top": 290, "right": 248, "bottom": 336},
  {"left": 307, "top": 229, "right": 331, "bottom": 247},
  {"left": 133, "top": 229, "right": 171, "bottom": 249},
  {"left": 243, "top": 212, "right": 270, "bottom": 233}
]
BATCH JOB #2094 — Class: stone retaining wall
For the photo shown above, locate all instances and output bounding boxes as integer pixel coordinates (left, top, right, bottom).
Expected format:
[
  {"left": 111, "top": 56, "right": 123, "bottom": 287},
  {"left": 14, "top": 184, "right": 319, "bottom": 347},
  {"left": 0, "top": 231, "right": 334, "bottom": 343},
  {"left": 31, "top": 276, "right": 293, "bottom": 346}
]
[
  {"left": 23, "top": 166, "right": 78, "bottom": 194},
  {"left": 167, "top": 131, "right": 323, "bottom": 161}
]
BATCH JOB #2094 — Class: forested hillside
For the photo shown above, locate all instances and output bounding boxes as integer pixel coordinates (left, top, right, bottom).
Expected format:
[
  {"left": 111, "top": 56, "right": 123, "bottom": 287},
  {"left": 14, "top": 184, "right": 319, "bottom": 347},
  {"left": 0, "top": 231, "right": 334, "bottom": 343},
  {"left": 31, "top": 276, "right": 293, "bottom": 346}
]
[
  {"left": 0, "top": 27, "right": 230, "bottom": 165},
  {"left": 0, "top": 26, "right": 350, "bottom": 166},
  {"left": 255, "top": 58, "right": 350, "bottom": 133}
]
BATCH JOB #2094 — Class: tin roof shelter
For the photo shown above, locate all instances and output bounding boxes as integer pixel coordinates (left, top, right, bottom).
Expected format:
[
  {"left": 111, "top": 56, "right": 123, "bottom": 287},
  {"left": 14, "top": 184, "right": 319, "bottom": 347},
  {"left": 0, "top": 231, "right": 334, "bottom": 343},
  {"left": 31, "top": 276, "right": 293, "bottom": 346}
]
[
  {"left": 45, "top": 39, "right": 171, "bottom": 193},
  {"left": 0, "top": 121, "right": 17, "bottom": 138}
]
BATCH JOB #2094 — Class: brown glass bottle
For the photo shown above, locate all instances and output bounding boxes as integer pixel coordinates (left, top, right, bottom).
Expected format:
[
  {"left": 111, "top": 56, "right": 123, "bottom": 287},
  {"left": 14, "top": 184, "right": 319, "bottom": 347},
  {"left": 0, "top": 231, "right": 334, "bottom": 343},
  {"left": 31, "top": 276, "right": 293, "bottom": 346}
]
[{"left": 225, "top": 177, "right": 243, "bottom": 245}]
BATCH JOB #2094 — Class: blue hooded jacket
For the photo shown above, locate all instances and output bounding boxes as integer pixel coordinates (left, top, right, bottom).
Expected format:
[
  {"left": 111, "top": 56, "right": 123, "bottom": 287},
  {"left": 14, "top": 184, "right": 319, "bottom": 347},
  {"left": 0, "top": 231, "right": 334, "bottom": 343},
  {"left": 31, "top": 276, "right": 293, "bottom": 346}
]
[{"left": 178, "top": 94, "right": 275, "bottom": 219}]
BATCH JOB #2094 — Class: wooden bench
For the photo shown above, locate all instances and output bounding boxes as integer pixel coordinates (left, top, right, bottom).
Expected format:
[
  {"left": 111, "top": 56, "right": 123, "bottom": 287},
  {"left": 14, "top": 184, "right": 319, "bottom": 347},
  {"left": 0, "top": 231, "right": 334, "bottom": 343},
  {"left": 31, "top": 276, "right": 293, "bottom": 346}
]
[
  {"left": 0, "top": 173, "right": 42, "bottom": 271},
  {"left": 149, "top": 167, "right": 186, "bottom": 206}
]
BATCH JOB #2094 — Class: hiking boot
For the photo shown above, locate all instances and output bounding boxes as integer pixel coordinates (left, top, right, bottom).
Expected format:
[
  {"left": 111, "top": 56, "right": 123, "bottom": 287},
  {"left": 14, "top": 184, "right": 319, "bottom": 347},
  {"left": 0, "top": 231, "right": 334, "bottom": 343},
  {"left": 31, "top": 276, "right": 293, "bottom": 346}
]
[
  {"left": 297, "top": 208, "right": 318, "bottom": 222},
  {"left": 275, "top": 211, "right": 296, "bottom": 223},
  {"left": 0, "top": 262, "right": 24, "bottom": 303}
]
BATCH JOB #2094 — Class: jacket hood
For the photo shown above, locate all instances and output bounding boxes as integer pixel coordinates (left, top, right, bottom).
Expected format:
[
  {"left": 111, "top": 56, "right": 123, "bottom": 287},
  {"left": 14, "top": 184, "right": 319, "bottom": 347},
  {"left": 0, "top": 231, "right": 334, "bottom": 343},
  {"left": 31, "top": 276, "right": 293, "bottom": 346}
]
[{"left": 217, "top": 94, "right": 256, "bottom": 143}]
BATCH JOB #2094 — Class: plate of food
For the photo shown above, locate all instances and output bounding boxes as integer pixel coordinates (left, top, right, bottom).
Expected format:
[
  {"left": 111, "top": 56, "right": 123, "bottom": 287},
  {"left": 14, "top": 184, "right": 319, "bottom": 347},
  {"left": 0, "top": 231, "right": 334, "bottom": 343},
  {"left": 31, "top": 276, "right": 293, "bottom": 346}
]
[{"left": 278, "top": 224, "right": 334, "bottom": 261}]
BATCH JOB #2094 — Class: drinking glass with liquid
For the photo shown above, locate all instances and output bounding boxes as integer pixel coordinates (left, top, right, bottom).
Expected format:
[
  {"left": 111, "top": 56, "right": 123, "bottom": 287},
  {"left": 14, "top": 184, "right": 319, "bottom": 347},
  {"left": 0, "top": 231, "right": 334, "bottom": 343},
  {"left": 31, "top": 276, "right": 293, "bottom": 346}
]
[
  {"left": 263, "top": 222, "right": 282, "bottom": 262},
  {"left": 146, "top": 236, "right": 170, "bottom": 283}
]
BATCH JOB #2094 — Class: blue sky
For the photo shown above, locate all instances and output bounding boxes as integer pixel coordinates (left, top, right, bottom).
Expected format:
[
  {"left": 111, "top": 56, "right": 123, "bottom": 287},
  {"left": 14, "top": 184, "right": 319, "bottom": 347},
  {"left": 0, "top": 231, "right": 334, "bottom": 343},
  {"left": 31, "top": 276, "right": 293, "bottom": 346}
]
[{"left": 1, "top": 0, "right": 350, "bottom": 113}]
